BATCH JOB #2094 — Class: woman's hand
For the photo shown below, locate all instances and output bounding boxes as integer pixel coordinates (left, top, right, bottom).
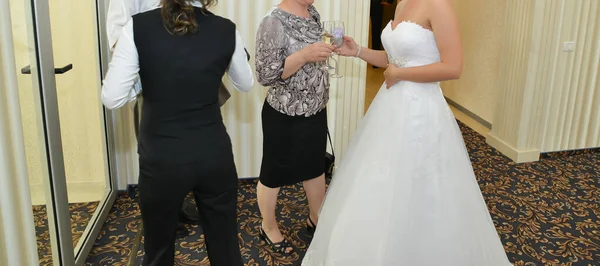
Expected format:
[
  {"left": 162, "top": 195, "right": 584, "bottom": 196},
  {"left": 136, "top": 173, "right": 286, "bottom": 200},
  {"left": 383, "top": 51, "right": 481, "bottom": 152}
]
[
  {"left": 335, "top": 36, "right": 359, "bottom": 57},
  {"left": 384, "top": 64, "right": 401, "bottom": 89},
  {"left": 301, "top": 43, "right": 335, "bottom": 63}
]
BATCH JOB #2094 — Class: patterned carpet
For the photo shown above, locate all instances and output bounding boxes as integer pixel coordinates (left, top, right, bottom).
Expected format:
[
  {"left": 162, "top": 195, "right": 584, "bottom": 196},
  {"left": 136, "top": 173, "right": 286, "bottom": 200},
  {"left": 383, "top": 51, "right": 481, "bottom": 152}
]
[
  {"left": 85, "top": 122, "right": 600, "bottom": 266},
  {"left": 34, "top": 202, "right": 99, "bottom": 265}
]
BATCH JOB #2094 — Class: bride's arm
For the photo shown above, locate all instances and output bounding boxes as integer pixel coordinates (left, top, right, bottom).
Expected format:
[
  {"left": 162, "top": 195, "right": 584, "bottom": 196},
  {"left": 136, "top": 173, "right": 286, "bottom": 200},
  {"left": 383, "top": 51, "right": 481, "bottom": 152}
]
[
  {"left": 336, "top": 36, "right": 389, "bottom": 68},
  {"left": 357, "top": 47, "right": 389, "bottom": 68},
  {"left": 386, "top": 0, "right": 462, "bottom": 83}
]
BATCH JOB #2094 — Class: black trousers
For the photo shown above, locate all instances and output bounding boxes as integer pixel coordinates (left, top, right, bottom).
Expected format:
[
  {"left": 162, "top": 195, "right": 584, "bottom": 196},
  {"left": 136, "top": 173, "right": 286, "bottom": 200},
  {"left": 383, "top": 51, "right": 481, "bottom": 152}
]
[
  {"left": 138, "top": 150, "right": 242, "bottom": 266},
  {"left": 134, "top": 99, "right": 201, "bottom": 227}
]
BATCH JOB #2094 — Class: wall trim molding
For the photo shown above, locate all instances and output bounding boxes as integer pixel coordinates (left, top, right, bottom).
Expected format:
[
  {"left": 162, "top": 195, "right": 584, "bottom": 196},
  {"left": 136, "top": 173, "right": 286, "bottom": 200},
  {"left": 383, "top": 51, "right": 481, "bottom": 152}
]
[
  {"left": 29, "top": 182, "right": 106, "bottom": 205},
  {"left": 486, "top": 132, "right": 540, "bottom": 163}
]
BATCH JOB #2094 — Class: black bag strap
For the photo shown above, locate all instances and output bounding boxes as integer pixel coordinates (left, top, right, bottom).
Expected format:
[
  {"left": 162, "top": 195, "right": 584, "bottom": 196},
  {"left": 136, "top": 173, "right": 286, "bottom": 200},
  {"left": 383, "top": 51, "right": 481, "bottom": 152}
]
[
  {"left": 327, "top": 128, "right": 335, "bottom": 157},
  {"left": 133, "top": 100, "right": 140, "bottom": 139}
]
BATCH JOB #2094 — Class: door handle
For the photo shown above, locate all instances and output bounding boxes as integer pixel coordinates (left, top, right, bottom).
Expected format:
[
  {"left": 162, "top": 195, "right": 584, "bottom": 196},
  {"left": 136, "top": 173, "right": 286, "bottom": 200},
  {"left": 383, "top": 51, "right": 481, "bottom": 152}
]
[{"left": 21, "top": 64, "right": 73, "bottom": 74}]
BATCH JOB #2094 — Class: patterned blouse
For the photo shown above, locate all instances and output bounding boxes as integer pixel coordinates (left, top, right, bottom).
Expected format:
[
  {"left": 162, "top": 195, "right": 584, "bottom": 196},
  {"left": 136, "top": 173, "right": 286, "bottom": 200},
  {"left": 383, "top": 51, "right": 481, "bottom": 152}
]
[{"left": 255, "top": 6, "right": 329, "bottom": 117}]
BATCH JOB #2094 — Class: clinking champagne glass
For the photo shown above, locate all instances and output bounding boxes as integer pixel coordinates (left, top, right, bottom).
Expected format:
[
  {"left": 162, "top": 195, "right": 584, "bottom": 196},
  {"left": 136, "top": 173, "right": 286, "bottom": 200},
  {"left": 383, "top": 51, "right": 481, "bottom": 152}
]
[
  {"left": 330, "top": 21, "right": 345, "bottom": 78},
  {"left": 320, "top": 21, "right": 335, "bottom": 71}
]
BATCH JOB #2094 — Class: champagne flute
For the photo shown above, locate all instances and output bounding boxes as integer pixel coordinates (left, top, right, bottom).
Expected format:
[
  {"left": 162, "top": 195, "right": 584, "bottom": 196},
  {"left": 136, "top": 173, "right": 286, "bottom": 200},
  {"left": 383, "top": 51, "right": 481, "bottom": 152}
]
[
  {"left": 330, "top": 21, "right": 345, "bottom": 78},
  {"left": 331, "top": 21, "right": 345, "bottom": 53},
  {"left": 320, "top": 21, "right": 335, "bottom": 71}
]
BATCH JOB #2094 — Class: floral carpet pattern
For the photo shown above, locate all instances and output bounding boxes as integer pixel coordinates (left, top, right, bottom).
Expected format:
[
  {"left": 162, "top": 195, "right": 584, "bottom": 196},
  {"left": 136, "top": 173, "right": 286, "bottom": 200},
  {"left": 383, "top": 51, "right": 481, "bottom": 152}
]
[
  {"left": 85, "top": 122, "right": 600, "bottom": 266},
  {"left": 34, "top": 202, "right": 99, "bottom": 265}
]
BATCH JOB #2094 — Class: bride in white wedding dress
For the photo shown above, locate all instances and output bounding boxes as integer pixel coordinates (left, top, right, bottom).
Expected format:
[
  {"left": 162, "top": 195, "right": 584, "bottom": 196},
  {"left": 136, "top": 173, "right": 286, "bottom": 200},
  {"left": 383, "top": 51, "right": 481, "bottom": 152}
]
[{"left": 302, "top": 0, "right": 513, "bottom": 265}]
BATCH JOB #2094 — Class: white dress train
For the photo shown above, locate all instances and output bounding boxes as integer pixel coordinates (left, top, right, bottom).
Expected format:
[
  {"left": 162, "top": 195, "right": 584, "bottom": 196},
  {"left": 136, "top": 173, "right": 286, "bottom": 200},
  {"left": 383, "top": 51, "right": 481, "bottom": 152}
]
[{"left": 301, "top": 21, "right": 513, "bottom": 266}]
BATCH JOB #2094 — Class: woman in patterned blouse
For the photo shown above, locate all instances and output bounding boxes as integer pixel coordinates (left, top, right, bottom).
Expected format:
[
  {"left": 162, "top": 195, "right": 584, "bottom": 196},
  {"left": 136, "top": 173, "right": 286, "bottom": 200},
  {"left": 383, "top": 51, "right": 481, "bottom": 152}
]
[{"left": 255, "top": 0, "right": 334, "bottom": 255}]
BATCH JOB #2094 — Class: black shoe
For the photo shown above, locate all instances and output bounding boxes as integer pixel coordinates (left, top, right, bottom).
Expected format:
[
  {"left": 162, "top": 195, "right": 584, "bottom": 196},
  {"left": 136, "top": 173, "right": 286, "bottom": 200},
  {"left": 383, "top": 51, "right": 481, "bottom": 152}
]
[
  {"left": 306, "top": 216, "right": 316, "bottom": 234},
  {"left": 259, "top": 226, "right": 294, "bottom": 255}
]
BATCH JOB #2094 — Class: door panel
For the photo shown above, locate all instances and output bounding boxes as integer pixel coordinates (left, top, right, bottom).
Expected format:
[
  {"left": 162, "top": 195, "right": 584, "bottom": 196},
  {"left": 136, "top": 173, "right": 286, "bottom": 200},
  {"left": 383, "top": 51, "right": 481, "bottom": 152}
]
[
  {"left": 6, "top": 0, "right": 117, "bottom": 264},
  {"left": 47, "top": 0, "right": 111, "bottom": 254}
]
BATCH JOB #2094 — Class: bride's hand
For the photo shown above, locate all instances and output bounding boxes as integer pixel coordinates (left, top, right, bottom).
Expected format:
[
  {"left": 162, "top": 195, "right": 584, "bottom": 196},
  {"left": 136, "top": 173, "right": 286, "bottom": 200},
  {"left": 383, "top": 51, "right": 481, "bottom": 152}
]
[
  {"left": 335, "top": 36, "right": 359, "bottom": 57},
  {"left": 384, "top": 64, "right": 400, "bottom": 89}
]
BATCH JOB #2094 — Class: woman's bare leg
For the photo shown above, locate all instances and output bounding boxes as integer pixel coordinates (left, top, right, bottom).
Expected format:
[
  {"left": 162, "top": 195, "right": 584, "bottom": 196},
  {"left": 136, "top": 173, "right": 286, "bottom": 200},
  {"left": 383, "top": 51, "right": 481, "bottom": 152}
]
[
  {"left": 256, "top": 181, "right": 293, "bottom": 253},
  {"left": 303, "top": 173, "right": 326, "bottom": 225}
]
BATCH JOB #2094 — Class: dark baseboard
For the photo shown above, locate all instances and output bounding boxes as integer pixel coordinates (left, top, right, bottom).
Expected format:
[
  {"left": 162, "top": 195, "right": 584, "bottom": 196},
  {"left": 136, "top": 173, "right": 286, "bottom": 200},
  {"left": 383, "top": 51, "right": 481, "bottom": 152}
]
[{"left": 444, "top": 97, "right": 492, "bottom": 129}]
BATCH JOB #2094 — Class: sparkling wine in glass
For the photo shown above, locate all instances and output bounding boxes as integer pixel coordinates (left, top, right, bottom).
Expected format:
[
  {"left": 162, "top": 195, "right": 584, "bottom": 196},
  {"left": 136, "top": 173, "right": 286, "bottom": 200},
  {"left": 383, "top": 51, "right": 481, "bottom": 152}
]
[
  {"left": 321, "top": 32, "right": 335, "bottom": 45},
  {"left": 320, "top": 21, "right": 335, "bottom": 70}
]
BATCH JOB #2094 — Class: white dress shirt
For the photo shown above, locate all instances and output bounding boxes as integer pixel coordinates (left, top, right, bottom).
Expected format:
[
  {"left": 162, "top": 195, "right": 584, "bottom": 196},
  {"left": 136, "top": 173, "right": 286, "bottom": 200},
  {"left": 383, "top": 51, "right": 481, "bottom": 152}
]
[
  {"left": 107, "top": 0, "right": 160, "bottom": 50},
  {"left": 102, "top": 3, "right": 254, "bottom": 109}
]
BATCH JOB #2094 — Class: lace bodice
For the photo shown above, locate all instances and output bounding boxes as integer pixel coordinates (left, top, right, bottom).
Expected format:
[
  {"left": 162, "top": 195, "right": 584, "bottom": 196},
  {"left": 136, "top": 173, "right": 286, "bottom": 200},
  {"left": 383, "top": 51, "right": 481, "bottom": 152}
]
[{"left": 382, "top": 21, "right": 440, "bottom": 68}]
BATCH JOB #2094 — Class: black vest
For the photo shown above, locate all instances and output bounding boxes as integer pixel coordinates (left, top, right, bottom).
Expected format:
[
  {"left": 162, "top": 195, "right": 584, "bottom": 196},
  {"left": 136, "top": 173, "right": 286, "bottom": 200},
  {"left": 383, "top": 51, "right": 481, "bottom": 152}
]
[{"left": 133, "top": 8, "right": 236, "bottom": 163}]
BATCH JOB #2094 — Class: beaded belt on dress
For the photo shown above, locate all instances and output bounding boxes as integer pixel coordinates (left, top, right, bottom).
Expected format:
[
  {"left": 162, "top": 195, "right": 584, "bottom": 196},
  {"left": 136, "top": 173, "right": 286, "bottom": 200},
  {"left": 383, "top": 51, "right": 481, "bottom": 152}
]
[{"left": 388, "top": 55, "right": 408, "bottom": 67}]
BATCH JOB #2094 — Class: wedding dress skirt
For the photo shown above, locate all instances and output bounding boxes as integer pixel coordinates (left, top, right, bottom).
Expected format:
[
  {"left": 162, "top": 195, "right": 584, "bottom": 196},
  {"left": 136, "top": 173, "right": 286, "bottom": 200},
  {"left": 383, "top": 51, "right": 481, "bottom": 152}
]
[{"left": 301, "top": 21, "right": 513, "bottom": 266}]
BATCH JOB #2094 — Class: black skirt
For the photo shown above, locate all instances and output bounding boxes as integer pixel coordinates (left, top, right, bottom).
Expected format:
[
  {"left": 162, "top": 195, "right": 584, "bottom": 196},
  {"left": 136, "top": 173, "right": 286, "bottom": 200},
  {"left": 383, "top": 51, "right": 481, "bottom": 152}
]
[{"left": 259, "top": 102, "right": 327, "bottom": 188}]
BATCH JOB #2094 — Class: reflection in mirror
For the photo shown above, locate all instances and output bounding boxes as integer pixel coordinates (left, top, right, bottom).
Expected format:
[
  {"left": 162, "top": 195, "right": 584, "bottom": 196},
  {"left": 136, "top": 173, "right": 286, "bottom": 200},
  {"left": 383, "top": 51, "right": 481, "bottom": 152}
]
[{"left": 47, "top": 0, "right": 110, "bottom": 254}]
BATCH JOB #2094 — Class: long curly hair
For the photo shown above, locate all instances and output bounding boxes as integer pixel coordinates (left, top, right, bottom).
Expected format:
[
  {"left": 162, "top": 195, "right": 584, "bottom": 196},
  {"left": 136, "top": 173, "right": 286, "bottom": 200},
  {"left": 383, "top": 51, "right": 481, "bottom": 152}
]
[{"left": 161, "top": 0, "right": 217, "bottom": 36}]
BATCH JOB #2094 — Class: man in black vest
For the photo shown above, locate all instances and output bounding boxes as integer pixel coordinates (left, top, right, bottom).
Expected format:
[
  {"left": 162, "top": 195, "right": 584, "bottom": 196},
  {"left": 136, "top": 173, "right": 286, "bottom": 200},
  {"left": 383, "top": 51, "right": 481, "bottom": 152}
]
[
  {"left": 102, "top": 1, "right": 254, "bottom": 263},
  {"left": 175, "top": 49, "right": 251, "bottom": 237},
  {"left": 106, "top": 0, "right": 250, "bottom": 239}
]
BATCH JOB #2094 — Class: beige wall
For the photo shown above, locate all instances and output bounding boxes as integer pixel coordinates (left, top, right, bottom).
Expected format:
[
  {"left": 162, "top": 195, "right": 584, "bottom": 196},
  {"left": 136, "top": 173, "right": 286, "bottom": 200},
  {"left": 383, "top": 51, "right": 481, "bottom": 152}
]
[
  {"left": 488, "top": 0, "right": 600, "bottom": 161},
  {"left": 9, "top": 0, "right": 107, "bottom": 200},
  {"left": 441, "top": 0, "right": 599, "bottom": 161},
  {"left": 441, "top": 0, "right": 506, "bottom": 124},
  {"left": 538, "top": 0, "right": 600, "bottom": 152}
]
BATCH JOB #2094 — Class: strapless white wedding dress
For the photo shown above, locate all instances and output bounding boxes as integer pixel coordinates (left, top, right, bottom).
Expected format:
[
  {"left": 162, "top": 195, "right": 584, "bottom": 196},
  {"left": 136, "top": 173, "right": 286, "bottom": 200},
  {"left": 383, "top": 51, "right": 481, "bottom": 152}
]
[{"left": 301, "top": 21, "right": 513, "bottom": 266}]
